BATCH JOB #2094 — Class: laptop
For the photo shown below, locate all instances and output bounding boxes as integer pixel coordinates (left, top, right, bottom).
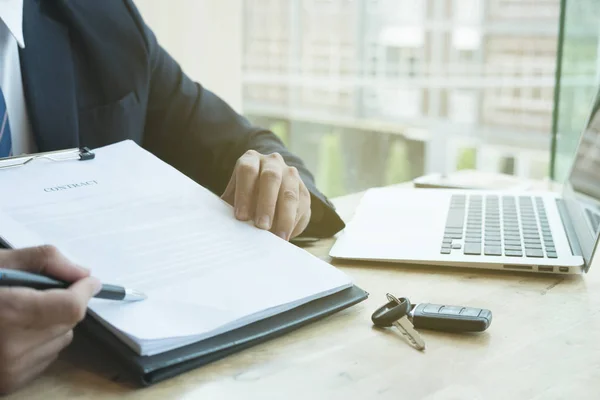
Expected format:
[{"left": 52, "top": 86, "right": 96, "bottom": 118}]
[{"left": 329, "top": 92, "right": 600, "bottom": 275}]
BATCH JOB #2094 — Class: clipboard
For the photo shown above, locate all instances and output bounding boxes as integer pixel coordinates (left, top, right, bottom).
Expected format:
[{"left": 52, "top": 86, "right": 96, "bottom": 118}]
[
  {"left": 76, "top": 285, "right": 368, "bottom": 386},
  {"left": 0, "top": 143, "right": 368, "bottom": 386},
  {"left": 0, "top": 147, "right": 95, "bottom": 170},
  {"left": 0, "top": 237, "right": 367, "bottom": 386}
]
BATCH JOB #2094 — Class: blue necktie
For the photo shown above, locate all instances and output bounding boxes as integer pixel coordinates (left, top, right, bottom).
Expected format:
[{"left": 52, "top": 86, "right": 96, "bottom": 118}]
[{"left": 0, "top": 88, "right": 13, "bottom": 158}]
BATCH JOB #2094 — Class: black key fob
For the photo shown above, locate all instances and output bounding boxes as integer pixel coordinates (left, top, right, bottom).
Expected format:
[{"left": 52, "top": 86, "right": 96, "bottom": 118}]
[{"left": 410, "top": 303, "right": 492, "bottom": 332}]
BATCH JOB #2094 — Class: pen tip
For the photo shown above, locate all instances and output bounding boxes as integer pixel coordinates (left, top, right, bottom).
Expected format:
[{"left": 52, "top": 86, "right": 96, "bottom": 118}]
[{"left": 124, "top": 289, "right": 147, "bottom": 302}]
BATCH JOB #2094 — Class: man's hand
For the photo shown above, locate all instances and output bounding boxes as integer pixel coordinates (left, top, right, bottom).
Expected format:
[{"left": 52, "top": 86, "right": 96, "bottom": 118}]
[
  {"left": 0, "top": 246, "right": 100, "bottom": 394},
  {"left": 221, "top": 150, "right": 311, "bottom": 240}
]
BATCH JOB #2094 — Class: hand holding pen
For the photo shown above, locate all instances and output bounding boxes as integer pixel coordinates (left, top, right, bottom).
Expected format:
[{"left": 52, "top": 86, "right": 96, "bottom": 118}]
[{"left": 0, "top": 246, "right": 145, "bottom": 394}]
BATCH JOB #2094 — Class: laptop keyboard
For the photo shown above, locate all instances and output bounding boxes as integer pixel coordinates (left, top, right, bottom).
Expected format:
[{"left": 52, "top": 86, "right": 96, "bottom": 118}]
[{"left": 441, "top": 195, "right": 557, "bottom": 258}]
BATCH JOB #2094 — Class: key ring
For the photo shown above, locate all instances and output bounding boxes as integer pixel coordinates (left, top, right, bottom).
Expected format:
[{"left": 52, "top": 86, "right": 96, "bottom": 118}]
[
  {"left": 386, "top": 293, "right": 403, "bottom": 305},
  {"left": 371, "top": 293, "right": 412, "bottom": 327}
]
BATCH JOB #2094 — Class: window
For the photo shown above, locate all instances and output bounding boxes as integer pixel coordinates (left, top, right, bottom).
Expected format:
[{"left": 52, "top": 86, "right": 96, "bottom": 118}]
[
  {"left": 499, "top": 156, "right": 516, "bottom": 175},
  {"left": 380, "top": 88, "right": 422, "bottom": 118},
  {"left": 452, "top": 28, "right": 482, "bottom": 51},
  {"left": 458, "top": 50, "right": 476, "bottom": 62},
  {"left": 385, "top": 46, "right": 401, "bottom": 77},
  {"left": 241, "top": 0, "right": 561, "bottom": 196},
  {"left": 449, "top": 91, "right": 478, "bottom": 124},
  {"left": 453, "top": 0, "right": 483, "bottom": 24},
  {"left": 384, "top": 46, "right": 420, "bottom": 77},
  {"left": 138, "top": 0, "right": 570, "bottom": 199},
  {"left": 456, "top": 147, "right": 477, "bottom": 170}
]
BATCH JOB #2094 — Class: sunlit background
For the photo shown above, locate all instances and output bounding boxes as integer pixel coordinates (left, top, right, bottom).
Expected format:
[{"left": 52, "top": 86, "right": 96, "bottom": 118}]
[{"left": 137, "top": 0, "right": 600, "bottom": 198}]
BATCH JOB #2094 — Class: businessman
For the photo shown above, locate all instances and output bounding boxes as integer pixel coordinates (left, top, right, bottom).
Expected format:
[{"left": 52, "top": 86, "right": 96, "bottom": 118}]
[{"left": 0, "top": 0, "right": 345, "bottom": 393}]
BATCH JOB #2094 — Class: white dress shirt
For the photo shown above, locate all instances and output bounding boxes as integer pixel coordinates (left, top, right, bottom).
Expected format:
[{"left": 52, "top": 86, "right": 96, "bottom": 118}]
[{"left": 0, "top": 0, "right": 35, "bottom": 155}]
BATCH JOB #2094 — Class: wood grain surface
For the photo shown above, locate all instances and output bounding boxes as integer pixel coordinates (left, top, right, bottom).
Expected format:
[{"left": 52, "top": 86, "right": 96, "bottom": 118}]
[{"left": 8, "top": 177, "right": 600, "bottom": 400}]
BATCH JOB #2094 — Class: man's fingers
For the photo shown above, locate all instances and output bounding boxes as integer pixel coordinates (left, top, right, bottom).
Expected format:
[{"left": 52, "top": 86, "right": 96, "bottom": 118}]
[
  {"left": 10, "top": 322, "right": 73, "bottom": 360},
  {"left": 31, "top": 276, "right": 100, "bottom": 327},
  {"left": 255, "top": 154, "right": 284, "bottom": 230},
  {"left": 0, "top": 277, "right": 100, "bottom": 329},
  {"left": 290, "top": 194, "right": 311, "bottom": 240},
  {"left": 220, "top": 168, "right": 236, "bottom": 205},
  {"left": 65, "top": 276, "right": 102, "bottom": 313},
  {"left": 290, "top": 210, "right": 311, "bottom": 239},
  {"left": 0, "top": 246, "right": 90, "bottom": 282},
  {"left": 0, "top": 288, "right": 61, "bottom": 329},
  {"left": 272, "top": 168, "right": 300, "bottom": 241},
  {"left": 0, "top": 327, "right": 72, "bottom": 394},
  {"left": 229, "top": 151, "right": 311, "bottom": 239},
  {"left": 289, "top": 182, "right": 312, "bottom": 239},
  {"left": 25, "top": 330, "right": 73, "bottom": 367},
  {"left": 12, "top": 330, "right": 73, "bottom": 380},
  {"left": 17, "top": 355, "right": 57, "bottom": 389},
  {"left": 234, "top": 150, "right": 260, "bottom": 221}
]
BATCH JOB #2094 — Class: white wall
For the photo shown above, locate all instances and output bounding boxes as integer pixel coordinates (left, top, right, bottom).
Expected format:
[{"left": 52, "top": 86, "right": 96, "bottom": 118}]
[{"left": 134, "top": 0, "right": 243, "bottom": 112}]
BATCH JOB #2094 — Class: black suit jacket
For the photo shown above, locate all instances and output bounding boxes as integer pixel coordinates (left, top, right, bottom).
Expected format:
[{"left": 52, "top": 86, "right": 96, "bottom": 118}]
[{"left": 19, "top": 0, "right": 344, "bottom": 237}]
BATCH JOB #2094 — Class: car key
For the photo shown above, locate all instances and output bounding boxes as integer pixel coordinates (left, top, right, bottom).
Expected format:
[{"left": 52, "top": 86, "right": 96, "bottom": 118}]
[
  {"left": 371, "top": 293, "right": 426, "bottom": 351},
  {"left": 409, "top": 303, "right": 492, "bottom": 332}
]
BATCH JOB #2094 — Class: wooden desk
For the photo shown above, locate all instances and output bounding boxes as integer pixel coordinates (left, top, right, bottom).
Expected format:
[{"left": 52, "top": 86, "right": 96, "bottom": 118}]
[{"left": 9, "top": 179, "right": 600, "bottom": 400}]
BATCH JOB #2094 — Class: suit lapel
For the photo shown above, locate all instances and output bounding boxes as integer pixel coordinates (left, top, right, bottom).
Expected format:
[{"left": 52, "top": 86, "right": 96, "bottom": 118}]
[{"left": 20, "top": 0, "right": 79, "bottom": 151}]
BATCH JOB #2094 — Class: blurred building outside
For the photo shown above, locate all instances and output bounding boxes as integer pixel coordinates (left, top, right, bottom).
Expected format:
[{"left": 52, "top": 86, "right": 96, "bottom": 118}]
[
  {"left": 135, "top": 0, "right": 600, "bottom": 199},
  {"left": 242, "top": 0, "right": 597, "bottom": 197}
]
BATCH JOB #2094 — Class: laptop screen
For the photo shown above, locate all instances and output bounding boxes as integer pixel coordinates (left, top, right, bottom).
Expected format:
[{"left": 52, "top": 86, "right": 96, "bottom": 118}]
[{"left": 563, "top": 91, "right": 600, "bottom": 268}]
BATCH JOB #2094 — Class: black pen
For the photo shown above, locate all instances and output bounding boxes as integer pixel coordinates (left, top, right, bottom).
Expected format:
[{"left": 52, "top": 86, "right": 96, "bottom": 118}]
[{"left": 0, "top": 268, "right": 146, "bottom": 302}]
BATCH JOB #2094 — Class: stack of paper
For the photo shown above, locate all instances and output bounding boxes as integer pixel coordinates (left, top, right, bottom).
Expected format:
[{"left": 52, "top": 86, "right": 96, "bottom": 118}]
[{"left": 0, "top": 141, "right": 352, "bottom": 356}]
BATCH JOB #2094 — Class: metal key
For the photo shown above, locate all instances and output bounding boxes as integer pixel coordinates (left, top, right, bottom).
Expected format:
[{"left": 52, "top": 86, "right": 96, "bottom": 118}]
[{"left": 371, "top": 293, "right": 426, "bottom": 351}]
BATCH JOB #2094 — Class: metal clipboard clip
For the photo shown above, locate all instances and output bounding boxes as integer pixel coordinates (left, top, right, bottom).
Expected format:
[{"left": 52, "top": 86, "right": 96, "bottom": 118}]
[{"left": 0, "top": 147, "right": 95, "bottom": 170}]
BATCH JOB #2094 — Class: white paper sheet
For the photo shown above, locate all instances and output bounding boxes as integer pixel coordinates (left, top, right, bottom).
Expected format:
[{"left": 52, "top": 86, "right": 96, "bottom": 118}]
[{"left": 0, "top": 141, "right": 352, "bottom": 355}]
